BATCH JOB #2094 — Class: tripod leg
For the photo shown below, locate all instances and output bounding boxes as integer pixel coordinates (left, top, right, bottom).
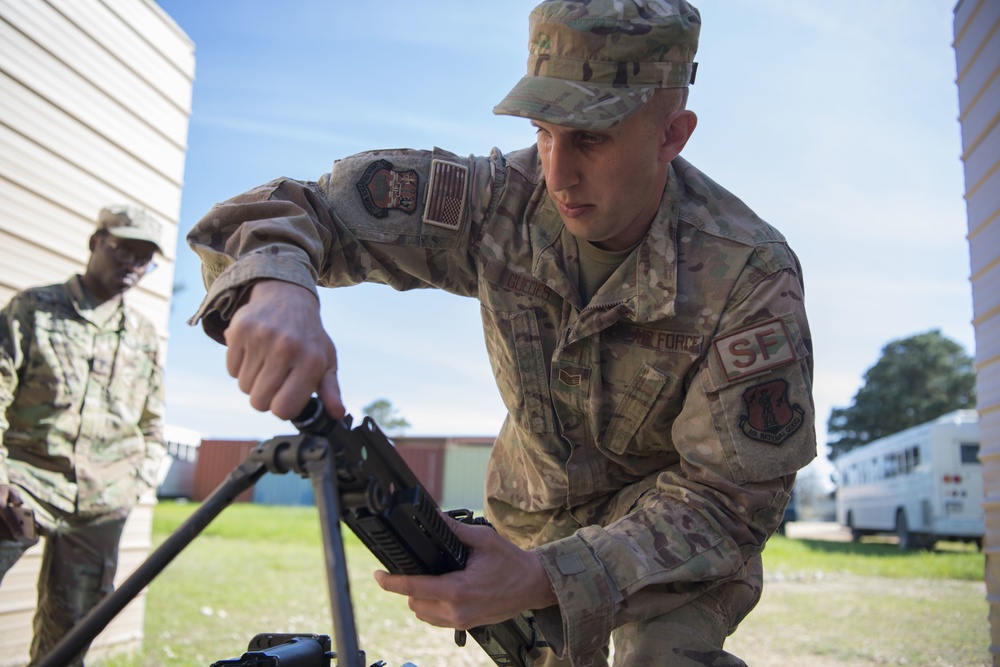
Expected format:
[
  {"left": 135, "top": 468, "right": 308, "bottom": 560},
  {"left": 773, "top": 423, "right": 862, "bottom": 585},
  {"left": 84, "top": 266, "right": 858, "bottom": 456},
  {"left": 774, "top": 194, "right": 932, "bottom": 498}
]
[
  {"left": 34, "top": 459, "right": 267, "bottom": 667},
  {"left": 307, "top": 453, "right": 363, "bottom": 667}
]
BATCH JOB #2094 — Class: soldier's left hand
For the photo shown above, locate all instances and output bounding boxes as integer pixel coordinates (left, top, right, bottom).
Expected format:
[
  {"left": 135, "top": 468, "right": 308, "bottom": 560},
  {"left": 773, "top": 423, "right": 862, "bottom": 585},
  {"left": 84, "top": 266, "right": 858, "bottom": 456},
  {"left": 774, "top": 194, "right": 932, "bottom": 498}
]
[{"left": 373, "top": 513, "right": 558, "bottom": 629}]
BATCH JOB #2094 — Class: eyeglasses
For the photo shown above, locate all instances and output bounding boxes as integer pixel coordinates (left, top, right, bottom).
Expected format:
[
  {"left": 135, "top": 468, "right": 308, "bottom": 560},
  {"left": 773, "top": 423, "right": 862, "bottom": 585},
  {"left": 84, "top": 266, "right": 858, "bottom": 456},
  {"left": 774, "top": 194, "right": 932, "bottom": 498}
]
[{"left": 104, "top": 237, "right": 157, "bottom": 273}]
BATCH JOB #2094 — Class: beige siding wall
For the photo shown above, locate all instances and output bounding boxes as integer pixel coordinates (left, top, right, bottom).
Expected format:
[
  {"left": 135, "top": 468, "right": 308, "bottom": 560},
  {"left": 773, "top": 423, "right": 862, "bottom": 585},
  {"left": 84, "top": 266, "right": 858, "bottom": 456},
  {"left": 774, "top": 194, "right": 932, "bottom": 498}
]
[
  {"left": 0, "top": 0, "right": 193, "bottom": 663},
  {"left": 953, "top": 0, "right": 1000, "bottom": 661},
  {"left": 0, "top": 0, "right": 192, "bottom": 311},
  {"left": 441, "top": 442, "right": 493, "bottom": 512}
]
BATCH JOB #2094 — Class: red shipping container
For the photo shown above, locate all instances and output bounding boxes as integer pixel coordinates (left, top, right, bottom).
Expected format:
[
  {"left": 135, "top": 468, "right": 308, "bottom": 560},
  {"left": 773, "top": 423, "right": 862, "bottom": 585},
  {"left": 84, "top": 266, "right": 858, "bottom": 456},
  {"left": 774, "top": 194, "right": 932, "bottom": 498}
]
[
  {"left": 390, "top": 437, "right": 447, "bottom": 505},
  {"left": 193, "top": 439, "right": 259, "bottom": 502}
]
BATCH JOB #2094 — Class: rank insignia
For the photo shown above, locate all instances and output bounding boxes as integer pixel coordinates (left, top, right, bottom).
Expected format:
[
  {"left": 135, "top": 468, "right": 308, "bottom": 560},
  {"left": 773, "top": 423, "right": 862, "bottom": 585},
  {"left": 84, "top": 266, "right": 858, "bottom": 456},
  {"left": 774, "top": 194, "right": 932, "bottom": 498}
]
[
  {"left": 557, "top": 366, "right": 590, "bottom": 388},
  {"left": 357, "top": 159, "right": 419, "bottom": 218},
  {"left": 738, "top": 378, "right": 805, "bottom": 445}
]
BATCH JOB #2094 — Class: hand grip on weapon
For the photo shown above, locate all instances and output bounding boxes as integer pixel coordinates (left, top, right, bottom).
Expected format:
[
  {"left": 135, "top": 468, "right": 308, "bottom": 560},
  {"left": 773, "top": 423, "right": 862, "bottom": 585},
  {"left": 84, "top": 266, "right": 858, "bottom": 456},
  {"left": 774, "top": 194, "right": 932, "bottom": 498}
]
[
  {"left": 224, "top": 279, "right": 345, "bottom": 421},
  {"left": 373, "top": 512, "right": 558, "bottom": 631}
]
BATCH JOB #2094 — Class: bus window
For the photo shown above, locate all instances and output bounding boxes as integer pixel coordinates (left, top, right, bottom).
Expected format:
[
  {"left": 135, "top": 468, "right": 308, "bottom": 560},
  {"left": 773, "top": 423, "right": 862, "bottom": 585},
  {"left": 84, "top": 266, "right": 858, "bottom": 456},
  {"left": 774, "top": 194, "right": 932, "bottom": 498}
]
[{"left": 961, "top": 442, "right": 981, "bottom": 465}]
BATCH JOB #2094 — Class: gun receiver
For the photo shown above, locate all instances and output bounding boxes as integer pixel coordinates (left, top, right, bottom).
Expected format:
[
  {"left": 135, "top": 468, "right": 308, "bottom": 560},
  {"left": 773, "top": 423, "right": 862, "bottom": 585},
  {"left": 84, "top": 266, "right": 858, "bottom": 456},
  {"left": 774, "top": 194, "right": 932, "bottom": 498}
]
[{"left": 291, "top": 398, "right": 543, "bottom": 667}]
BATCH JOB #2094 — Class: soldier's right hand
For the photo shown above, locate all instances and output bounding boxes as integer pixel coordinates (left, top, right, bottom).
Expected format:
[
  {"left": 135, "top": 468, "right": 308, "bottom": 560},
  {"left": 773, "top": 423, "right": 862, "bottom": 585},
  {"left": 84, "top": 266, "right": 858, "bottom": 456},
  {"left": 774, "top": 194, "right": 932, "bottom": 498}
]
[
  {"left": 224, "top": 279, "right": 345, "bottom": 421},
  {"left": 0, "top": 484, "right": 35, "bottom": 544},
  {"left": 0, "top": 484, "right": 22, "bottom": 512}
]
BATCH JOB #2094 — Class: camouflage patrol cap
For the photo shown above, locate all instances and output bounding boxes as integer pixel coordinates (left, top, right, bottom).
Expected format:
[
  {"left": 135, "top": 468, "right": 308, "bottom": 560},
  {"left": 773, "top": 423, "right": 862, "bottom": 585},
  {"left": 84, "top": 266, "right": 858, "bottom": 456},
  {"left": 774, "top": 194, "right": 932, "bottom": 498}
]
[
  {"left": 95, "top": 204, "right": 162, "bottom": 253},
  {"left": 494, "top": 0, "right": 701, "bottom": 129}
]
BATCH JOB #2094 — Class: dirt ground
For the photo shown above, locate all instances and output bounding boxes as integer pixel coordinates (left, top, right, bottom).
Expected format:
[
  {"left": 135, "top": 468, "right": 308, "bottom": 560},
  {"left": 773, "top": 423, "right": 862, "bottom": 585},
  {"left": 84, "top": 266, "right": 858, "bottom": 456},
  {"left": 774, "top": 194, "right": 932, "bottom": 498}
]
[
  {"left": 724, "top": 522, "right": 990, "bottom": 667},
  {"left": 726, "top": 574, "right": 988, "bottom": 667}
]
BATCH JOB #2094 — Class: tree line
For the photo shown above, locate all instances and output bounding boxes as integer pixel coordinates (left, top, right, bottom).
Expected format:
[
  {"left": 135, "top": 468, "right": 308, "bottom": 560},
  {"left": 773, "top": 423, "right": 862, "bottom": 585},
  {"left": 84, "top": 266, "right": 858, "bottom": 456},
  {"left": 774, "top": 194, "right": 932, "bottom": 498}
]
[{"left": 826, "top": 329, "right": 976, "bottom": 460}]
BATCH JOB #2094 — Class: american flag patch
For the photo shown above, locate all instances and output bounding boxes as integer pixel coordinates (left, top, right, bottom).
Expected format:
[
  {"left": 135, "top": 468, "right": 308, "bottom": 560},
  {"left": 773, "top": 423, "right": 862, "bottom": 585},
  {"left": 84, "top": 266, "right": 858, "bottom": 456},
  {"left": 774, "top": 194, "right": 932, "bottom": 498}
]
[{"left": 423, "top": 159, "right": 468, "bottom": 231}]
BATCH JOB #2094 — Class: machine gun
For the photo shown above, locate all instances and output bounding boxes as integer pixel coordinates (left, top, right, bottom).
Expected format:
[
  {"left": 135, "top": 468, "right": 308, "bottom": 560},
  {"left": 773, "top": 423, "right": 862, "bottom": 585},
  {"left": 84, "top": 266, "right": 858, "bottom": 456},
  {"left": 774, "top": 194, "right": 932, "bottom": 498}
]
[
  {"left": 290, "top": 397, "right": 543, "bottom": 667},
  {"left": 36, "top": 398, "right": 544, "bottom": 667}
]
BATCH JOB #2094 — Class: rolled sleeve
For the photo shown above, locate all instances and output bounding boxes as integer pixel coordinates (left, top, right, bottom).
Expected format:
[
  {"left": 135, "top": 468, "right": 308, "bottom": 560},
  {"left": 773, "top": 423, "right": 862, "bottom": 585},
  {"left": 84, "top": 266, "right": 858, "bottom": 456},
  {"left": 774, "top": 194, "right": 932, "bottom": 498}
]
[
  {"left": 533, "top": 533, "right": 616, "bottom": 664},
  {"left": 186, "top": 181, "right": 332, "bottom": 341}
]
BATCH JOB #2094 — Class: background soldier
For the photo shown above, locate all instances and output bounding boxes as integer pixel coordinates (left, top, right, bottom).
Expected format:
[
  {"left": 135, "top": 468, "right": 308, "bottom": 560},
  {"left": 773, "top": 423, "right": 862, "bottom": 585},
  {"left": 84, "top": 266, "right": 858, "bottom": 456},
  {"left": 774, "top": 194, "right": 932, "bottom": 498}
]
[
  {"left": 187, "top": 1, "right": 816, "bottom": 664},
  {"left": 0, "top": 205, "right": 166, "bottom": 666}
]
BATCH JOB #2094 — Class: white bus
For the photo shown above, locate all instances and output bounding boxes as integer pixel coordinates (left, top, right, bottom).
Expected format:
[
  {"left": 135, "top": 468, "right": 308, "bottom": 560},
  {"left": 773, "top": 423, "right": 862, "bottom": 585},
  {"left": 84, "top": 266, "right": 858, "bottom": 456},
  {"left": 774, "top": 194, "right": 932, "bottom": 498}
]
[{"left": 834, "top": 410, "right": 983, "bottom": 550}]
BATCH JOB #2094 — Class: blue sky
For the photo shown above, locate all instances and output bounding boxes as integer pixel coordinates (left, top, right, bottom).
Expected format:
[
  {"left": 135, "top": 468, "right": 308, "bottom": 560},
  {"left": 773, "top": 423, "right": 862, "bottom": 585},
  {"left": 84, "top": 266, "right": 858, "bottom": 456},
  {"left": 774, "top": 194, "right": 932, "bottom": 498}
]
[{"left": 157, "top": 0, "right": 974, "bottom": 480}]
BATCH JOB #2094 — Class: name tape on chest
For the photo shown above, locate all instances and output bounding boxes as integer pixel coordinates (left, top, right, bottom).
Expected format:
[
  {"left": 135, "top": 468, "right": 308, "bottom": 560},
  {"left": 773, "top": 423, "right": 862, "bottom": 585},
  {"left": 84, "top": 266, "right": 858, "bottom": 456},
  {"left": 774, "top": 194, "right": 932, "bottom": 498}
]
[
  {"left": 483, "top": 262, "right": 562, "bottom": 305},
  {"left": 713, "top": 318, "right": 797, "bottom": 382},
  {"left": 609, "top": 323, "right": 703, "bottom": 355}
]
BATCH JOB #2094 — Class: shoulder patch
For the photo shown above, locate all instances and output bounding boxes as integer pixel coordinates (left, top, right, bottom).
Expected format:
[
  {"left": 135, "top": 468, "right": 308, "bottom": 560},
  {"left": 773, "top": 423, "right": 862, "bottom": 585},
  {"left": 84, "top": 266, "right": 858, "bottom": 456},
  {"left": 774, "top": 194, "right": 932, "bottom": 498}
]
[
  {"left": 713, "top": 318, "right": 796, "bottom": 382},
  {"left": 423, "top": 159, "right": 468, "bottom": 231},
  {"left": 356, "top": 159, "right": 419, "bottom": 218},
  {"left": 738, "top": 378, "right": 806, "bottom": 445}
]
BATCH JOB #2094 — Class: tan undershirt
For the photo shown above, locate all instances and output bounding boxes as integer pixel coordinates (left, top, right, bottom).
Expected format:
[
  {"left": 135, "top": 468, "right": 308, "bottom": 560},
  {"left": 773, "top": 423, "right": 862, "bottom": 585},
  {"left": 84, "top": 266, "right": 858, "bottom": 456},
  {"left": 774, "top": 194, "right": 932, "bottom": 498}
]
[{"left": 577, "top": 240, "right": 639, "bottom": 304}]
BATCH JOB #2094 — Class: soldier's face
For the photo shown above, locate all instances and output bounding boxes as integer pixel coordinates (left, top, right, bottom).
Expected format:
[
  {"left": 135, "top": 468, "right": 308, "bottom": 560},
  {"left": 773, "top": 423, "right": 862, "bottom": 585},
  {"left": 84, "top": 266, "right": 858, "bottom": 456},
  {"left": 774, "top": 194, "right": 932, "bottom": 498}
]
[
  {"left": 533, "top": 103, "right": 695, "bottom": 251},
  {"left": 84, "top": 233, "right": 158, "bottom": 299}
]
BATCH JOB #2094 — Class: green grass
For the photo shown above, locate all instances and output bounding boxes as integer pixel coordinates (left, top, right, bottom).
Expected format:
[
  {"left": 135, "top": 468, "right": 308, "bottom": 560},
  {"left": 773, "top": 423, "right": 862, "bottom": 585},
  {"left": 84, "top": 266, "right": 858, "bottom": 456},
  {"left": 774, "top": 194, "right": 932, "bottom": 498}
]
[
  {"left": 152, "top": 498, "right": 323, "bottom": 543},
  {"left": 93, "top": 501, "right": 988, "bottom": 667},
  {"left": 151, "top": 501, "right": 986, "bottom": 582},
  {"left": 104, "top": 502, "right": 465, "bottom": 667},
  {"left": 762, "top": 532, "right": 984, "bottom": 580}
]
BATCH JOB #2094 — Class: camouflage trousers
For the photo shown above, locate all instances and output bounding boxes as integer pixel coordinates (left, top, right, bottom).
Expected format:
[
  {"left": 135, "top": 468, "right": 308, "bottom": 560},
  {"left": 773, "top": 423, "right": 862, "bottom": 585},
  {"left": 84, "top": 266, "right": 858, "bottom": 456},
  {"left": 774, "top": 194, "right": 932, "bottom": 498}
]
[
  {"left": 0, "top": 489, "right": 128, "bottom": 667},
  {"left": 535, "top": 557, "right": 762, "bottom": 667}
]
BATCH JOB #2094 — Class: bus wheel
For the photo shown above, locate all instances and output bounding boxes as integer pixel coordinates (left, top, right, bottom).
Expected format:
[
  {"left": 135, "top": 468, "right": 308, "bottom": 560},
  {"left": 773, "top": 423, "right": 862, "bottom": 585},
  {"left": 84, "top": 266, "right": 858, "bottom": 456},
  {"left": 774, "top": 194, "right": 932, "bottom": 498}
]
[
  {"left": 896, "top": 510, "right": 914, "bottom": 551},
  {"left": 847, "top": 513, "right": 862, "bottom": 542}
]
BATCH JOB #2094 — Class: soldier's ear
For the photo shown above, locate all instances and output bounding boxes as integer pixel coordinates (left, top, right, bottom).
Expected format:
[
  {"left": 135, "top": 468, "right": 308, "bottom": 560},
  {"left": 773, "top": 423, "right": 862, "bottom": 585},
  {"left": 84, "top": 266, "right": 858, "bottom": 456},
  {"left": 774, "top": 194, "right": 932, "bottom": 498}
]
[{"left": 658, "top": 109, "right": 697, "bottom": 165}]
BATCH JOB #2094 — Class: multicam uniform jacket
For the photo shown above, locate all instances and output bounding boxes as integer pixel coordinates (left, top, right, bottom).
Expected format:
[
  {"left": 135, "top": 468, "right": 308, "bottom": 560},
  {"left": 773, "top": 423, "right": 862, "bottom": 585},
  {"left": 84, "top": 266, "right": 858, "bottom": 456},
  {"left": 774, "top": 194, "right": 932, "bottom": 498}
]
[
  {"left": 0, "top": 276, "right": 166, "bottom": 517},
  {"left": 188, "top": 145, "right": 816, "bottom": 663}
]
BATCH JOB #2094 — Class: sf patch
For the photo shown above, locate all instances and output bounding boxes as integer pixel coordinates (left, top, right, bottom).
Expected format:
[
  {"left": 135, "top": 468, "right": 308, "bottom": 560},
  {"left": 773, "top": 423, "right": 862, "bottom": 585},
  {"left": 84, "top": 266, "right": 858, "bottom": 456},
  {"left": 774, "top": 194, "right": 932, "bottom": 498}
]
[
  {"left": 738, "top": 378, "right": 805, "bottom": 445},
  {"left": 356, "top": 159, "right": 419, "bottom": 218},
  {"left": 714, "top": 318, "right": 797, "bottom": 382}
]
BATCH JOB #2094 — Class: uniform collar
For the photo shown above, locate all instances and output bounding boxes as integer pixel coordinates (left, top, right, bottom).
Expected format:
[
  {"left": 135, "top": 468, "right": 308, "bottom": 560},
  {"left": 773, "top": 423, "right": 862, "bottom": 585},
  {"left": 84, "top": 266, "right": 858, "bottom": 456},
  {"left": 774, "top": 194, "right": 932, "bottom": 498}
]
[
  {"left": 528, "top": 163, "right": 681, "bottom": 323},
  {"left": 67, "top": 275, "right": 125, "bottom": 329}
]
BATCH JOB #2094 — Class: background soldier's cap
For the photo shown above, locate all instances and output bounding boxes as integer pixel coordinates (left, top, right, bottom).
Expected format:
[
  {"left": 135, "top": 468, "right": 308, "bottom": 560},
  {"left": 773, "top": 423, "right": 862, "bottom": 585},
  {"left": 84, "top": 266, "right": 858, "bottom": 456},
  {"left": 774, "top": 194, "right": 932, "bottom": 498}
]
[
  {"left": 95, "top": 204, "right": 162, "bottom": 253},
  {"left": 494, "top": 0, "right": 701, "bottom": 129}
]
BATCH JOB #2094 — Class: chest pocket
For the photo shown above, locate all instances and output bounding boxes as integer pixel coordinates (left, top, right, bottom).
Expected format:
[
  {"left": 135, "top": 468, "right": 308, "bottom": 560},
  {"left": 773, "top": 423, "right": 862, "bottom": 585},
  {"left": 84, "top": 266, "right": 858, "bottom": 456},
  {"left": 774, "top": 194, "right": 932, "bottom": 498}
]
[
  {"left": 29, "top": 317, "right": 92, "bottom": 408},
  {"left": 601, "top": 364, "right": 680, "bottom": 456},
  {"left": 480, "top": 306, "right": 554, "bottom": 434}
]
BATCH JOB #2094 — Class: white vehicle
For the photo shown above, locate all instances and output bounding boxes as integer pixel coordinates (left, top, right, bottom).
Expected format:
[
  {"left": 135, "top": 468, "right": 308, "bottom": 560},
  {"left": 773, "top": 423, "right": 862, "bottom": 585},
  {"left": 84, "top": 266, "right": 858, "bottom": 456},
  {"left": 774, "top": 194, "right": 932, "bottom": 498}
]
[{"left": 834, "top": 410, "right": 983, "bottom": 550}]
